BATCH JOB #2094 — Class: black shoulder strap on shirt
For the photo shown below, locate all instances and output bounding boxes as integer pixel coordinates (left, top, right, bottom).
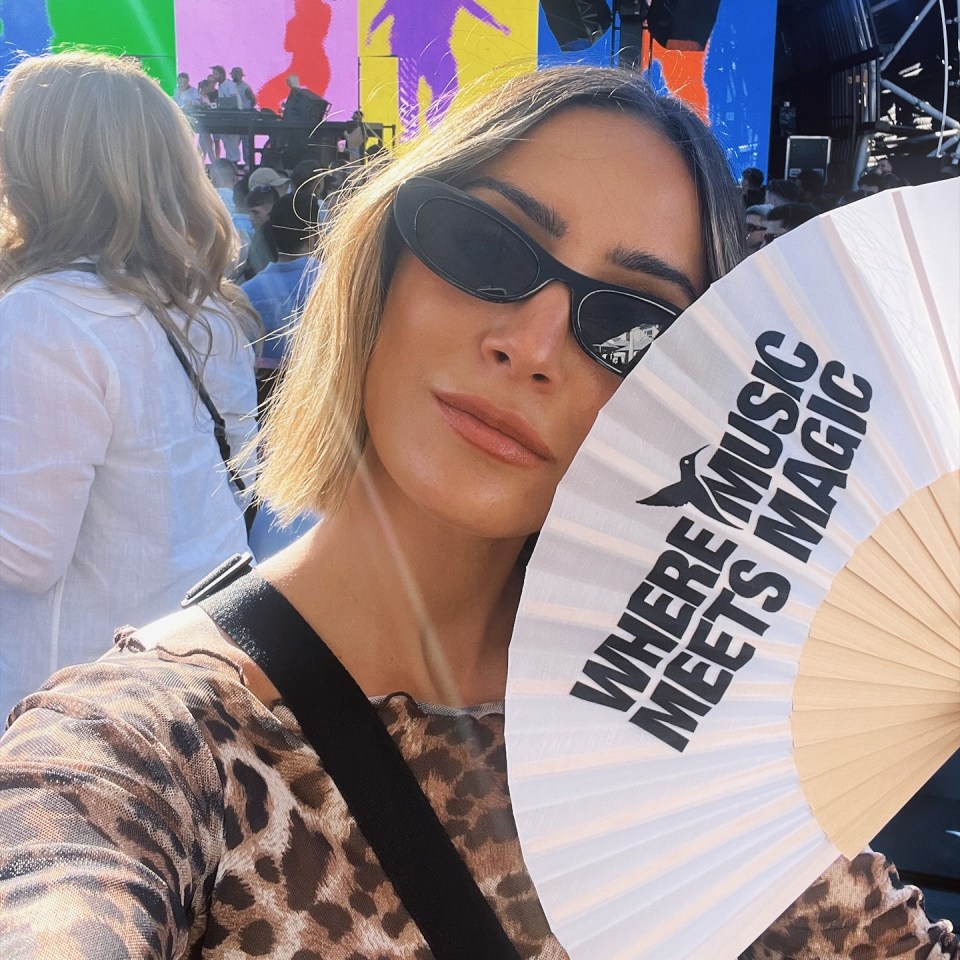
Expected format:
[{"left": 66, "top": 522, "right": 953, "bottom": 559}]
[
  {"left": 194, "top": 560, "right": 521, "bottom": 960},
  {"left": 64, "top": 262, "right": 253, "bottom": 533},
  {"left": 157, "top": 323, "right": 249, "bottom": 500}
]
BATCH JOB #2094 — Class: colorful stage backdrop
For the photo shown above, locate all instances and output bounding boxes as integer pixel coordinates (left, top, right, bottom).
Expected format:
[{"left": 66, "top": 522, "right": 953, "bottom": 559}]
[{"left": 0, "top": 0, "right": 775, "bottom": 173}]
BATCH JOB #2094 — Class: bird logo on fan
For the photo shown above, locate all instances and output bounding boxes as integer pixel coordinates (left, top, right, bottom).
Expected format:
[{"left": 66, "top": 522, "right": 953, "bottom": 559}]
[{"left": 638, "top": 446, "right": 741, "bottom": 527}]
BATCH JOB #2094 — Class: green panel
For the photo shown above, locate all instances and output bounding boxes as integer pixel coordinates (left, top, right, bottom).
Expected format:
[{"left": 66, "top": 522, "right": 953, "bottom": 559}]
[{"left": 46, "top": 0, "right": 176, "bottom": 91}]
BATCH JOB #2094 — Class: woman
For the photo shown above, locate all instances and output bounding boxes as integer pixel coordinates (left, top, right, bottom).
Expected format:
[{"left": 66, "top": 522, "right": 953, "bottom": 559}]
[
  {"left": 0, "top": 64, "right": 956, "bottom": 959},
  {"left": 0, "top": 54, "right": 260, "bottom": 715}
]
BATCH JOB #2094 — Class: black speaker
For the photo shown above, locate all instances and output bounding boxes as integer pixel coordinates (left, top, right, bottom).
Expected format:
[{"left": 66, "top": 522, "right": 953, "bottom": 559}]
[
  {"left": 785, "top": 135, "right": 831, "bottom": 180},
  {"left": 646, "top": 0, "right": 720, "bottom": 51},
  {"left": 283, "top": 88, "right": 330, "bottom": 126},
  {"left": 540, "top": 0, "right": 612, "bottom": 51},
  {"left": 617, "top": 14, "right": 646, "bottom": 68}
]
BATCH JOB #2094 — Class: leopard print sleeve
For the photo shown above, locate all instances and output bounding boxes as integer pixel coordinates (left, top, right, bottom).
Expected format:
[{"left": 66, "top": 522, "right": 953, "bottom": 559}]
[
  {"left": 0, "top": 654, "right": 228, "bottom": 960},
  {"left": 742, "top": 851, "right": 960, "bottom": 960}
]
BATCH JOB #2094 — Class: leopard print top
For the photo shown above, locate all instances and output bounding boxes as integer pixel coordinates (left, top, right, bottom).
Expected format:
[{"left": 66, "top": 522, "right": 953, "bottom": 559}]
[{"left": 0, "top": 632, "right": 956, "bottom": 960}]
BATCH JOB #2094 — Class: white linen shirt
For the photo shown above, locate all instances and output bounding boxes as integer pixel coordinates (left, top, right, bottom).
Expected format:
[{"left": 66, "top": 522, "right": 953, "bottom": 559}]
[
  {"left": 0, "top": 269, "right": 257, "bottom": 715},
  {"left": 217, "top": 78, "right": 241, "bottom": 110},
  {"left": 174, "top": 86, "right": 203, "bottom": 109}
]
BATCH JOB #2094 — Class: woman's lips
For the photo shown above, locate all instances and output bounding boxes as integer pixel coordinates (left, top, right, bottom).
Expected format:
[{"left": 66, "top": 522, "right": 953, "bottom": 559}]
[{"left": 434, "top": 392, "right": 553, "bottom": 466}]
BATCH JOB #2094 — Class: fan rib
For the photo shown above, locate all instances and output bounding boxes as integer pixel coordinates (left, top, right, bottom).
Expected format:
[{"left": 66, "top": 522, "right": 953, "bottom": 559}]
[
  {"left": 901, "top": 481, "right": 960, "bottom": 587},
  {"left": 808, "top": 618, "right": 959, "bottom": 678},
  {"left": 795, "top": 711, "right": 956, "bottom": 780},
  {"left": 932, "top": 475, "right": 960, "bottom": 534},
  {"left": 802, "top": 726, "right": 958, "bottom": 858},
  {"left": 892, "top": 189, "right": 960, "bottom": 405},
  {"left": 810, "top": 590, "right": 958, "bottom": 671},
  {"left": 794, "top": 474, "right": 960, "bottom": 859},
  {"left": 523, "top": 756, "right": 795, "bottom": 856},
  {"left": 825, "top": 219, "right": 955, "bottom": 483},
  {"left": 793, "top": 675, "right": 958, "bottom": 708},
  {"left": 845, "top": 525, "right": 959, "bottom": 636},
  {"left": 603, "top": 817, "right": 830, "bottom": 959},
  {"left": 552, "top": 795, "right": 817, "bottom": 925},
  {"left": 792, "top": 701, "right": 956, "bottom": 744},
  {"left": 796, "top": 644, "right": 957, "bottom": 690}
]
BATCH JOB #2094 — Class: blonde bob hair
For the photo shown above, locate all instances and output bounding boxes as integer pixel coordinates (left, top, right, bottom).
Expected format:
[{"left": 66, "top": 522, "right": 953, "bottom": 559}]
[
  {"left": 0, "top": 52, "right": 258, "bottom": 356},
  {"left": 258, "top": 65, "right": 744, "bottom": 521}
]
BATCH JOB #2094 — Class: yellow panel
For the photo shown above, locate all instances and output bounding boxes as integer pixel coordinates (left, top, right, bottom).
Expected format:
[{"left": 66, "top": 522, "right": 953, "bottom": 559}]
[
  {"left": 359, "top": 0, "right": 392, "bottom": 57},
  {"left": 359, "top": 55, "right": 400, "bottom": 147},
  {"left": 448, "top": 0, "right": 539, "bottom": 111}
]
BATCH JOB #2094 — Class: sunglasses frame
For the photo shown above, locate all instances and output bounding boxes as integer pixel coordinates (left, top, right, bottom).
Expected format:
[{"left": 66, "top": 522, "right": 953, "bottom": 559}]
[{"left": 392, "top": 177, "right": 682, "bottom": 377}]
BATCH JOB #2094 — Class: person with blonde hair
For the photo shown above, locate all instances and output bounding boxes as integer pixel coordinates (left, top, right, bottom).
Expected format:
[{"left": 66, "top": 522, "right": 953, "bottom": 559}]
[
  {"left": 0, "top": 52, "right": 261, "bottom": 715},
  {"left": 0, "top": 63, "right": 956, "bottom": 960}
]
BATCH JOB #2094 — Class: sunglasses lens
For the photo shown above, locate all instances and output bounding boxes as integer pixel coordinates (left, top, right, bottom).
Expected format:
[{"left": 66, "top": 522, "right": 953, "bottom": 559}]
[
  {"left": 577, "top": 290, "right": 676, "bottom": 374},
  {"left": 414, "top": 198, "right": 539, "bottom": 298}
]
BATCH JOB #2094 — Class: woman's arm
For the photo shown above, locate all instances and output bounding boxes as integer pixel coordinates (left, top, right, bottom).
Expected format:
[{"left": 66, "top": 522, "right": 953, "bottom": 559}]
[
  {"left": 0, "top": 658, "right": 225, "bottom": 959},
  {"left": 742, "top": 851, "right": 959, "bottom": 959},
  {"left": 0, "top": 295, "right": 114, "bottom": 593}
]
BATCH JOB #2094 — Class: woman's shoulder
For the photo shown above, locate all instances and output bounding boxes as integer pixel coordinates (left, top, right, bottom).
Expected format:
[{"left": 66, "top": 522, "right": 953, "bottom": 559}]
[
  {"left": 129, "top": 605, "right": 283, "bottom": 705},
  {"left": 1, "top": 269, "right": 143, "bottom": 320},
  {"left": 190, "top": 294, "right": 258, "bottom": 358},
  {"left": 5, "top": 606, "right": 283, "bottom": 742}
]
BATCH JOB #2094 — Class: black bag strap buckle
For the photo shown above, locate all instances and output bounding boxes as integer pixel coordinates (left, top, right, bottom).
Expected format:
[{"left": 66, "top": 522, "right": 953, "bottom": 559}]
[{"left": 181, "top": 552, "right": 254, "bottom": 607}]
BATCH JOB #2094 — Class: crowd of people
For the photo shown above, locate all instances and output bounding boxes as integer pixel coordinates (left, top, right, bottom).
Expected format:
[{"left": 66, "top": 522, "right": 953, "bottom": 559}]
[
  {"left": 0, "top": 50, "right": 957, "bottom": 960},
  {"left": 736, "top": 158, "right": 953, "bottom": 254}
]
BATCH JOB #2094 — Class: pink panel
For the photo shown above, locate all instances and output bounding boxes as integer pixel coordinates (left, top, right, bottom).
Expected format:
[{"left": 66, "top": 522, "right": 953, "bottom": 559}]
[{"left": 174, "top": 0, "right": 358, "bottom": 120}]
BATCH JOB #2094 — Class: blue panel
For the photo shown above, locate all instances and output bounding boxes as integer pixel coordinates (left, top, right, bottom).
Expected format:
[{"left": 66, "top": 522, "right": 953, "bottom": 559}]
[
  {"left": 704, "top": 0, "right": 777, "bottom": 176},
  {"left": 1, "top": 0, "right": 54, "bottom": 77}
]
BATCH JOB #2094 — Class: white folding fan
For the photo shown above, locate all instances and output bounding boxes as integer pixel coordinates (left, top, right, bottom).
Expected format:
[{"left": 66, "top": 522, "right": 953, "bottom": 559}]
[{"left": 505, "top": 180, "right": 960, "bottom": 960}]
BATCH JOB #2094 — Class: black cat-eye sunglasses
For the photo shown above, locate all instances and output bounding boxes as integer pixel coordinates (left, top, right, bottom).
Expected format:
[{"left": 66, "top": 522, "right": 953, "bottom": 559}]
[{"left": 391, "top": 177, "right": 683, "bottom": 377}]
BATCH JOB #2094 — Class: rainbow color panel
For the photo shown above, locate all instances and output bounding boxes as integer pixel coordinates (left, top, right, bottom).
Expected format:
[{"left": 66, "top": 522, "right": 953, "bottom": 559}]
[
  {"left": 174, "top": 0, "right": 360, "bottom": 119},
  {"left": 0, "top": 0, "right": 176, "bottom": 88},
  {"left": 2, "top": 0, "right": 775, "bottom": 172},
  {"left": 359, "top": 0, "right": 538, "bottom": 142}
]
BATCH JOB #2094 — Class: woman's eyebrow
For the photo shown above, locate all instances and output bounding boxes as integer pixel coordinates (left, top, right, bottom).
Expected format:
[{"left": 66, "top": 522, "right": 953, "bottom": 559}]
[
  {"left": 463, "top": 176, "right": 568, "bottom": 239},
  {"left": 608, "top": 246, "right": 698, "bottom": 303},
  {"left": 463, "top": 177, "right": 697, "bottom": 302}
]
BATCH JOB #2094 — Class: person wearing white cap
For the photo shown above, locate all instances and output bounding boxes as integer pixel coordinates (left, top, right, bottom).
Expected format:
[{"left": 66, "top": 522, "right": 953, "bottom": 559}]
[{"left": 248, "top": 165, "right": 290, "bottom": 194}]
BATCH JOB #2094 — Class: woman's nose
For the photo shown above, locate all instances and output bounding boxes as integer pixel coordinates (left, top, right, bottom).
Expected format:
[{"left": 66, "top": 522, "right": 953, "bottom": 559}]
[{"left": 480, "top": 281, "right": 573, "bottom": 382}]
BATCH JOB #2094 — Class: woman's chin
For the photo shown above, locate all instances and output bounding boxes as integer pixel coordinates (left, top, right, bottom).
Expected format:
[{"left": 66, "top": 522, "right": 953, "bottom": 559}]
[{"left": 416, "top": 482, "right": 547, "bottom": 543}]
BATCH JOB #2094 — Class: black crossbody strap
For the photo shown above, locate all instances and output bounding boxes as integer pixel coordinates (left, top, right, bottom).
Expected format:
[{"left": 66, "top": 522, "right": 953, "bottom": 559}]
[
  {"left": 158, "top": 325, "right": 248, "bottom": 499},
  {"left": 63, "top": 261, "right": 248, "bottom": 501},
  {"left": 198, "top": 570, "right": 521, "bottom": 960}
]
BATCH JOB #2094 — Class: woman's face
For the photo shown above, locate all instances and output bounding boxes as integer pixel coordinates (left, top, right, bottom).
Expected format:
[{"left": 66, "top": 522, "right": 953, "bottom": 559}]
[{"left": 363, "top": 106, "right": 705, "bottom": 540}]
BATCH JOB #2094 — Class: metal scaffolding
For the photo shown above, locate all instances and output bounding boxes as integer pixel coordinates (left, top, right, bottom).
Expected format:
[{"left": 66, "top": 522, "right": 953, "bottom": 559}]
[{"left": 872, "top": 0, "right": 959, "bottom": 164}]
